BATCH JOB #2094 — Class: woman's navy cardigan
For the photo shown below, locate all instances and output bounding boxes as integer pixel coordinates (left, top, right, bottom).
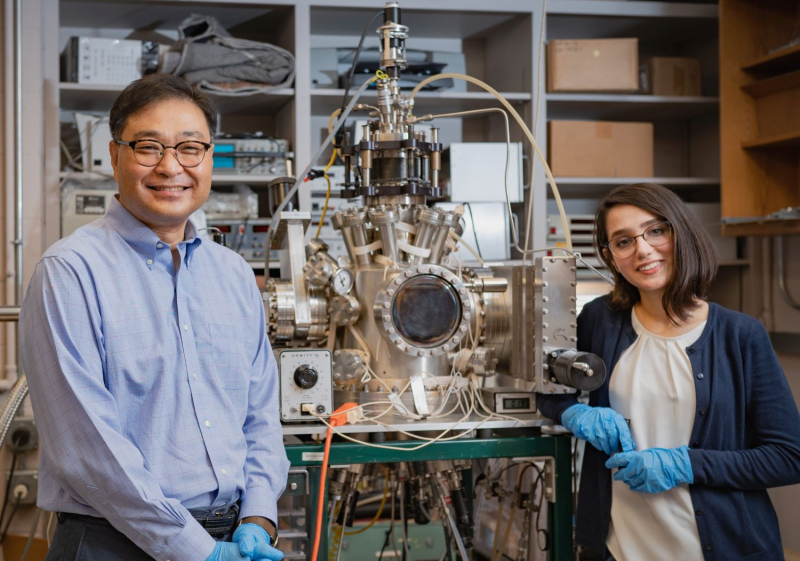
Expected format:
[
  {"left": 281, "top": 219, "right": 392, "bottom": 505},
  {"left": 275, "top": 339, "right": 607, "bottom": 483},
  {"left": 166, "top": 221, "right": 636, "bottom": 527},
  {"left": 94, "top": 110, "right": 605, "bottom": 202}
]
[{"left": 537, "top": 295, "right": 800, "bottom": 560}]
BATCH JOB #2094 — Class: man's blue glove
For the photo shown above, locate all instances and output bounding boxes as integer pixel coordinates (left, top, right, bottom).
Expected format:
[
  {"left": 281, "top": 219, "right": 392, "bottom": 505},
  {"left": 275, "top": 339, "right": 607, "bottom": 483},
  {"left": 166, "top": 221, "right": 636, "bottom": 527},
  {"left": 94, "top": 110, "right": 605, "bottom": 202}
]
[
  {"left": 605, "top": 446, "right": 694, "bottom": 493},
  {"left": 560, "top": 403, "right": 635, "bottom": 455},
  {"left": 233, "top": 523, "right": 284, "bottom": 561},
  {"left": 204, "top": 542, "right": 251, "bottom": 561}
]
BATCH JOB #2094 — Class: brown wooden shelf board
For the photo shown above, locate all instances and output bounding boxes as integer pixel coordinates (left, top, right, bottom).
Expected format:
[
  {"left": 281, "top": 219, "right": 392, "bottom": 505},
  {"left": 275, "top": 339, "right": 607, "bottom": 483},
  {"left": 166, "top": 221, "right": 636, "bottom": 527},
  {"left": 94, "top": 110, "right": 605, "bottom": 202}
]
[
  {"left": 741, "top": 131, "right": 800, "bottom": 150},
  {"left": 722, "top": 221, "right": 800, "bottom": 237},
  {"left": 742, "top": 43, "right": 800, "bottom": 74},
  {"left": 741, "top": 70, "right": 800, "bottom": 97}
]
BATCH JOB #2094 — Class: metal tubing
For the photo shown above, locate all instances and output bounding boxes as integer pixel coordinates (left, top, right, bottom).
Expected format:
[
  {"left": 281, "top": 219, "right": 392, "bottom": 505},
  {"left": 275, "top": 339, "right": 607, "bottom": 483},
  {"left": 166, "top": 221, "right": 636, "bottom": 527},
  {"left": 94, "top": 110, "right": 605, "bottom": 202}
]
[
  {"left": 369, "top": 206, "right": 400, "bottom": 263},
  {"left": 777, "top": 236, "right": 800, "bottom": 310},
  {"left": 0, "top": 307, "right": 20, "bottom": 322}
]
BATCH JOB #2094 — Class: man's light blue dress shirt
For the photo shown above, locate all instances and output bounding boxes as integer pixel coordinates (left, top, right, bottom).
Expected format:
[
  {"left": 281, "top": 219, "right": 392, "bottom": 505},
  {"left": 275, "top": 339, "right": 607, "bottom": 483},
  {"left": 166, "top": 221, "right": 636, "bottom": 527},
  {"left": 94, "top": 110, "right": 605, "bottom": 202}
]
[{"left": 20, "top": 197, "right": 289, "bottom": 561}]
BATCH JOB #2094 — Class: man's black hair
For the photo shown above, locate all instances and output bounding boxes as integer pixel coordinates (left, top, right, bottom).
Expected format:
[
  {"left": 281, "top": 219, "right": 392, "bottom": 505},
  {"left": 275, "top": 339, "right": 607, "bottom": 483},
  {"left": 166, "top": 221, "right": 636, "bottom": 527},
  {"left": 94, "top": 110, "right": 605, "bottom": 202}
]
[{"left": 109, "top": 74, "right": 217, "bottom": 141}]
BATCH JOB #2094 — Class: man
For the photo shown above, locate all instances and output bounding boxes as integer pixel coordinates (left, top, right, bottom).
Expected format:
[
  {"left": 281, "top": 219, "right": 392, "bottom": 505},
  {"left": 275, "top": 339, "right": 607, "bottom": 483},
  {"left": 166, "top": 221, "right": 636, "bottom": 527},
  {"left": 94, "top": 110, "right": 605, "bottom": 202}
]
[{"left": 20, "top": 74, "right": 288, "bottom": 561}]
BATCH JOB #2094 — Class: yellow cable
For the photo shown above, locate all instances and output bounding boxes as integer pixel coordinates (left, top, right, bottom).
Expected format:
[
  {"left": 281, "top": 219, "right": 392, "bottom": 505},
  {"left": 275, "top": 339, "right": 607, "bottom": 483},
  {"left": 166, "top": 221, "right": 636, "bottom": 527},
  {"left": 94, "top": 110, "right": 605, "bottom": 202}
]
[
  {"left": 409, "top": 72, "right": 573, "bottom": 253},
  {"left": 314, "top": 147, "right": 338, "bottom": 238},
  {"left": 344, "top": 468, "right": 390, "bottom": 536}
]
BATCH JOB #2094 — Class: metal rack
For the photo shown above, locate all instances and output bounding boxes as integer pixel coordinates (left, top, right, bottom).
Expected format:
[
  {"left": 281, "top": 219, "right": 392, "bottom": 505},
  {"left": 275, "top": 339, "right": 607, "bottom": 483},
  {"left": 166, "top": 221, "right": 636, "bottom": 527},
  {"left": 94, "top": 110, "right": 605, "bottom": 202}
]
[{"left": 285, "top": 435, "right": 574, "bottom": 561}]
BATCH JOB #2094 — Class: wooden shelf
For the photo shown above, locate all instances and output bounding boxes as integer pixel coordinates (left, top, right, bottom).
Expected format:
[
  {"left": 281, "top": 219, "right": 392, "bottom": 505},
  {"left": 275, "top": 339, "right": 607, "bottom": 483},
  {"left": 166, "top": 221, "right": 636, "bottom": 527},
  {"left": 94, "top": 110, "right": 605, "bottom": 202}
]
[
  {"left": 740, "top": 70, "right": 800, "bottom": 97},
  {"left": 545, "top": 94, "right": 719, "bottom": 120},
  {"left": 310, "top": 88, "right": 532, "bottom": 116},
  {"left": 741, "top": 131, "right": 800, "bottom": 150},
  {"left": 59, "top": 83, "right": 295, "bottom": 115},
  {"left": 722, "top": 221, "right": 800, "bottom": 237},
  {"left": 741, "top": 42, "right": 800, "bottom": 74}
]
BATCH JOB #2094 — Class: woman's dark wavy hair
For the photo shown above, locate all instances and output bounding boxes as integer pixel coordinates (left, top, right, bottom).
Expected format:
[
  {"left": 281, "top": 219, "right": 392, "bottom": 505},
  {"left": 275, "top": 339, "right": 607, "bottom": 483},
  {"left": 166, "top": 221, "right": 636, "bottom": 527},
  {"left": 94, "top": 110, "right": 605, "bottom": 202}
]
[
  {"left": 594, "top": 183, "right": 718, "bottom": 324},
  {"left": 109, "top": 74, "right": 217, "bottom": 141}
]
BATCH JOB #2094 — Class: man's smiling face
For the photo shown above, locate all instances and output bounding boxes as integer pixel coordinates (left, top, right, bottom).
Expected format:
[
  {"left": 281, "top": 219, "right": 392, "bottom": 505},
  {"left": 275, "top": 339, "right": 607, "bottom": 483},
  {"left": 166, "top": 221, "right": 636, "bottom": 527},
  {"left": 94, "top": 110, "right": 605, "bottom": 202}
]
[{"left": 109, "top": 98, "right": 214, "bottom": 231}]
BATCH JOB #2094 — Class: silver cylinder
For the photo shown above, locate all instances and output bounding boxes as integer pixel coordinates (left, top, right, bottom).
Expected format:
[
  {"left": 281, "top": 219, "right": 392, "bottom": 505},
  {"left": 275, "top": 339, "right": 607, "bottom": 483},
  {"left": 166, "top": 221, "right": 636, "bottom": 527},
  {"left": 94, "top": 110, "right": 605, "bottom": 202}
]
[
  {"left": 369, "top": 205, "right": 400, "bottom": 263},
  {"left": 427, "top": 211, "right": 460, "bottom": 265},
  {"left": 411, "top": 207, "right": 444, "bottom": 265},
  {"left": 332, "top": 212, "right": 358, "bottom": 265},
  {"left": 344, "top": 208, "right": 373, "bottom": 266},
  {"left": 469, "top": 277, "right": 509, "bottom": 293},
  {"left": 430, "top": 128, "right": 440, "bottom": 189}
]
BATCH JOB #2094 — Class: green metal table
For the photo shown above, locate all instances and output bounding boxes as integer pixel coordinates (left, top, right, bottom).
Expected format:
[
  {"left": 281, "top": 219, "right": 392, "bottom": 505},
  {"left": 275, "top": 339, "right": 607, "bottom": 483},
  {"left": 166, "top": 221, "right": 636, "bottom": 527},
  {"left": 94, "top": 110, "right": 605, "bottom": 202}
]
[{"left": 285, "top": 435, "right": 573, "bottom": 561}]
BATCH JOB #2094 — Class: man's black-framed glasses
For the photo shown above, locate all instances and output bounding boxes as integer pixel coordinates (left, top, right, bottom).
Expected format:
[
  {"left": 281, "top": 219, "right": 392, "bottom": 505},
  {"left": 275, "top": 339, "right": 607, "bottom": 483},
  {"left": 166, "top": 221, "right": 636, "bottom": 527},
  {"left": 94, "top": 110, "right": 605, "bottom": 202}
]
[
  {"left": 115, "top": 139, "right": 212, "bottom": 168},
  {"left": 603, "top": 221, "right": 672, "bottom": 258}
]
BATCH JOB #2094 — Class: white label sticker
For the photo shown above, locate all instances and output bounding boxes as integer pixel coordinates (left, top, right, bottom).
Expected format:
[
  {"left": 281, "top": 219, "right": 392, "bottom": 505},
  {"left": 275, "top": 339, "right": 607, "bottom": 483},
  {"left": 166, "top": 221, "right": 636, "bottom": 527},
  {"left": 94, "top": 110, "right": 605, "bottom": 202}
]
[{"left": 302, "top": 452, "right": 325, "bottom": 462}]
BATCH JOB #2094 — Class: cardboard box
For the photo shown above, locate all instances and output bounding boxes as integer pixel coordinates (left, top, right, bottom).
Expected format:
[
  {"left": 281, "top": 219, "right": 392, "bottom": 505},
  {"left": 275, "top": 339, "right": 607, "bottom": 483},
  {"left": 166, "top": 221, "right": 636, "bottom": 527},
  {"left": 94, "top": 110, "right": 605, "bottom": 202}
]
[
  {"left": 641, "top": 57, "right": 702, "bottom": 96},
  {"left": 548, "top": 120, "right": 654, "bottom": 177},
  {"left": 547, "top": 38, "right": 638, "bottom": 92}
]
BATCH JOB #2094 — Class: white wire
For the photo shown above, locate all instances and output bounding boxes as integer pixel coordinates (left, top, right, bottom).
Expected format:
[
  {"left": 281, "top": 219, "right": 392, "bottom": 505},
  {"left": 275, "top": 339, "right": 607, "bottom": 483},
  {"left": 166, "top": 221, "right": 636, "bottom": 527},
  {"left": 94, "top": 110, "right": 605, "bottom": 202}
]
[{"left": 410, "top": 73, "right": 572, "bottom": 253}]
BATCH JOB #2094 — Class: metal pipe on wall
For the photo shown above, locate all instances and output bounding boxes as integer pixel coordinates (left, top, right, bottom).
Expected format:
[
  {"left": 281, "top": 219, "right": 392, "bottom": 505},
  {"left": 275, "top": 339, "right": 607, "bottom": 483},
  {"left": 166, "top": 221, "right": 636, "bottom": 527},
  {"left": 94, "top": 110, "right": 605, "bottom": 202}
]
[
  {"left": 14, "top": 0, "right": 22, "bottom": 316},
  {"left": 776, "top": 236, "right": 800, "bottom": 311}
]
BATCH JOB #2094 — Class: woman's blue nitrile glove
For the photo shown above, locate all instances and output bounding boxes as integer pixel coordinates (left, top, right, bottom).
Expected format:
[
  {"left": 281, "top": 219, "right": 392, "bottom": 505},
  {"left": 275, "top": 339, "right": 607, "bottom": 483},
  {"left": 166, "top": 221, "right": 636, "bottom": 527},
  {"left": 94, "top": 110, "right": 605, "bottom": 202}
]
[
  {"left": 605, "top": 446, "right": 694, "bottom": 493},
  {"left": 204, "top": 542, "right": 251, "bottom": 561},
  {"left": 560, "top": 403, "right": 636, "bottom": 455},
  {"left": 233, "top": 523, "right": 284, "bottom": 561}
]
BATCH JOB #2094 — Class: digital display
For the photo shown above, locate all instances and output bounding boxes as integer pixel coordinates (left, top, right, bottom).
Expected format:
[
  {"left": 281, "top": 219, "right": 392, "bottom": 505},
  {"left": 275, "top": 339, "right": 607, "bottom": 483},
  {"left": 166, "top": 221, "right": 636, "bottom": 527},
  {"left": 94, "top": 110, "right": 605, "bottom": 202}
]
[
  {"left": 503, "top": 397, "right": 531, "bottom": 410},
  {"left": 252, "top": 225, "right": 270, "bottom": 233},
  {"left": 216, "top": 225, "right": 232, "bottom": 233}
]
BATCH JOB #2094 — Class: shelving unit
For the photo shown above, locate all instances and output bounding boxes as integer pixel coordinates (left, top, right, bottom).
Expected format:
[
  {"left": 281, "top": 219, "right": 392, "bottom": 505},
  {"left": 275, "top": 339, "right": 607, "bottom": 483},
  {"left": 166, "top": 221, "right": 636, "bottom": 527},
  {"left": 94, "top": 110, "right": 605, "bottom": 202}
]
[
  {"left": 27, "top": 0, "right": 729, "bottom": 266},
  {"left": 720, "top": 0, "right": 800, "bottom": 236},
  {"left": 543, "top": 1, "right": 721, "bottom": 203}
]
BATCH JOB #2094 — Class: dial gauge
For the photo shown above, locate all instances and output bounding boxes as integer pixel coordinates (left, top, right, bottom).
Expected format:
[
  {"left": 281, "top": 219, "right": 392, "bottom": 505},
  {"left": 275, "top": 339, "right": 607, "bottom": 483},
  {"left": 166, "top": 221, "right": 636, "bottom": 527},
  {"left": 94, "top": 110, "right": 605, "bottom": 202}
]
[{"left": 331, "top": 268, "right": 355, "bottom": 295}]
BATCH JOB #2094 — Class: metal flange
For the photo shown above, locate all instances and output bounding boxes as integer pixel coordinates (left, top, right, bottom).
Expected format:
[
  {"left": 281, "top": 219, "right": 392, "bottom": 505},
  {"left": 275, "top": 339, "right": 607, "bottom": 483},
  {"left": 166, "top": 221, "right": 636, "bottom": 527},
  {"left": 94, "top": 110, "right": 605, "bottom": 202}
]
[{"left": 373, "top": 263, "right": 472, "bottom": 358}]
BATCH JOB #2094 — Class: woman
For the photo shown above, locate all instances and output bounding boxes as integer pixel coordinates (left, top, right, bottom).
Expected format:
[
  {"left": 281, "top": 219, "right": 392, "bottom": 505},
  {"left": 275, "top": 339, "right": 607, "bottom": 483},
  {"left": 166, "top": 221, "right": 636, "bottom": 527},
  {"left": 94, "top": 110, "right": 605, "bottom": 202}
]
[{"left": 537, "top": 183, "right": 800, "bottom": 561}]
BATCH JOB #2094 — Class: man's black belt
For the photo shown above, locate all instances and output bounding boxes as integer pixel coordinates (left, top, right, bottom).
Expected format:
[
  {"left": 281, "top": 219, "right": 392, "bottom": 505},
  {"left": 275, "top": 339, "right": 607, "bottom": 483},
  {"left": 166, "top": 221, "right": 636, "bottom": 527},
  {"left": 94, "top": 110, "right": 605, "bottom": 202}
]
[
  {"left": 189, "top": 503, "right": 240, "bottom": 539},
  {"left": 57, "top": 503, "right": 240, "bottom": 541}
]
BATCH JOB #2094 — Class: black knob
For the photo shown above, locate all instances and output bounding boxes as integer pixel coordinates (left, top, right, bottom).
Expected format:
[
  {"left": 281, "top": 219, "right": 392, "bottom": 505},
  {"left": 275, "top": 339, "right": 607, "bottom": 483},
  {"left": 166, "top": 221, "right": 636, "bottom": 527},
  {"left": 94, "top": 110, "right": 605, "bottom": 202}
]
[{"left": 293, "top": 365, "right": 318, "bottom": 389}]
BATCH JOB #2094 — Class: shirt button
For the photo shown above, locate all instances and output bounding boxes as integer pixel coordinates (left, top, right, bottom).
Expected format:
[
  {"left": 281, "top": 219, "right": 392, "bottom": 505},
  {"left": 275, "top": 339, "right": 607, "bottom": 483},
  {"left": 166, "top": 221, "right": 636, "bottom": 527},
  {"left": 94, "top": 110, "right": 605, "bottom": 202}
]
[
  {"left": 705, "top": 545, "right": 712, "bottom": 551},
  {"left": 697, "top": 373, "right": 704, "bottom": 379},
  {"left": 699, "top": 409, "right": 707, "bottom": 416},
  {"left": 695, "top": 508, "right": 703, "bottom": 516},
  {"left": 693, "top": 440, "right": 700, "bottom": 447},
  {"left": 205, "top": 421, "right": 211, "bottom": 427},
  {"left": 183, "top": 324, "right": 189, "bottom": 331},
  {"left": 221, "top": 469, "right": 227, "bottom": 475},
  {"left": 157, "top": 243, "right": 163, "bottom": 249},
  {"left": 146, "top": 259, "right": 153, "bottom": 265},
  {"left": 688, "top": 347, "right": 695, "bottom": 353},
  {"left": 193, "top": 373, "right": 198, "bottom": 380}
]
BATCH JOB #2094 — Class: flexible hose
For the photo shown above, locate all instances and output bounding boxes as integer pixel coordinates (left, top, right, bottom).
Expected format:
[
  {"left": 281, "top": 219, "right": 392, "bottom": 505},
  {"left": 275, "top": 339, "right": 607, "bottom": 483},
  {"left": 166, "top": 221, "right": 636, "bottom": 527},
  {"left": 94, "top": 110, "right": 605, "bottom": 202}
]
[
  {"left": 345, "top": 468, "right": 390, "bottom": 535},
  {"left": 409, "top": 73, "right": 573, "bottom": 253},
  {"left": 0, "top": 375, "right": 28, "bottom": 448}
]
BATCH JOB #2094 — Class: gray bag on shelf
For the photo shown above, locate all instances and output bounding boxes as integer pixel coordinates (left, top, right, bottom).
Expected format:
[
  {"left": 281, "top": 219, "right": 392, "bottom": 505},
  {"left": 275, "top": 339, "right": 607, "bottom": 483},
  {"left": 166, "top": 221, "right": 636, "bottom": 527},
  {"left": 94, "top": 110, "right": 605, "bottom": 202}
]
[{"left": 161, "top": 13, "right": 295, "bottom": 96}]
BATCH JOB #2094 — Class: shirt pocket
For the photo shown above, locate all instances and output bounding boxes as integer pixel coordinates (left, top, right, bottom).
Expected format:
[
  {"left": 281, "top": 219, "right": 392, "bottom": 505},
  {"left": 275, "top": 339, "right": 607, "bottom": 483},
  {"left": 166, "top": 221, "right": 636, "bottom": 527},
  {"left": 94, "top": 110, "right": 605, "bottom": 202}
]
[{"left": 206, "top": 323, "right": 251, "bottom": 400}]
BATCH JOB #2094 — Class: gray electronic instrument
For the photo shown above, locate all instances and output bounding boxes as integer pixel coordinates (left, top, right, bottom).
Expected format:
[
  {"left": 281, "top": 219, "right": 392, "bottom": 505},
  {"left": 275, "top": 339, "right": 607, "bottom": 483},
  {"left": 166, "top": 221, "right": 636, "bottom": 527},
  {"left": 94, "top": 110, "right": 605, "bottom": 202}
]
[{"left": 279, "top": 349, "right": 333, "bottom": 422}]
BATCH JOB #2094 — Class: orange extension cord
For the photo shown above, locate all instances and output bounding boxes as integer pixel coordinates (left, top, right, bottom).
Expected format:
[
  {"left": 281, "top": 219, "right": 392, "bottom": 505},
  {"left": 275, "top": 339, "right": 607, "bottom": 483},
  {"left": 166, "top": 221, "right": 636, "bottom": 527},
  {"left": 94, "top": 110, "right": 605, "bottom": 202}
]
[{"left": 310, "top": 403, "right": 357, "bottom": 561}]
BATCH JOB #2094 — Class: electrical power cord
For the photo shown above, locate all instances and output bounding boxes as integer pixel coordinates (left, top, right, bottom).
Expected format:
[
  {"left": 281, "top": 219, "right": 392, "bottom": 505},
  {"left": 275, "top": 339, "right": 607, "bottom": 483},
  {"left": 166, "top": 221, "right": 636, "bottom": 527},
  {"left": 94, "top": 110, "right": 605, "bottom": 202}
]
[
  {"left": 310, "top": 403, "right": 357, "bottom": 561},
  {"left": 0, "top": 449, "right": 20, "bottom": 538},
  {"left": 340, "top": 12, "right": 385, "bottom": 122},
  {"left": 19, "top": 507, "right": 40, "bottom": 561}
]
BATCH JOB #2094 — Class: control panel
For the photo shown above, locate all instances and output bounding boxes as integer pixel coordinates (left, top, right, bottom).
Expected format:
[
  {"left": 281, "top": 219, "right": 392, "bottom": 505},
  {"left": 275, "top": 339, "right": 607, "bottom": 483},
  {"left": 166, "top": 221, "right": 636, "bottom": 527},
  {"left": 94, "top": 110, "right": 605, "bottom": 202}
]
[
  {"left": 279, "top": 349, "right": 333, "bottom": 422},
  {"left": 206, "top": 218, "right": 279, "bottom": 268}
]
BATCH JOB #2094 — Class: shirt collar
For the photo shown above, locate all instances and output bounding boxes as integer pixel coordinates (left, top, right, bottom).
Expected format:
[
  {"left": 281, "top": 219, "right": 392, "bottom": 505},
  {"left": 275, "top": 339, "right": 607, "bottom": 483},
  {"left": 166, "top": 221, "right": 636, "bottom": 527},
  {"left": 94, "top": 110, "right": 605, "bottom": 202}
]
[{"left": 105, "top": 197, "right": 203, "bottom": 269}]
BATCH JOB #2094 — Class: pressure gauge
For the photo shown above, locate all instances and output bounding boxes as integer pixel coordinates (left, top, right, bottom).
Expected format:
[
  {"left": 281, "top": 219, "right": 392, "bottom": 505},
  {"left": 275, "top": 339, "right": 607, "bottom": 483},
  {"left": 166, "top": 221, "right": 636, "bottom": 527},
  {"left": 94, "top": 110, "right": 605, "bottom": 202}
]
[{"left": 332, "top": 268, "right": 354, "bottom": 295}]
